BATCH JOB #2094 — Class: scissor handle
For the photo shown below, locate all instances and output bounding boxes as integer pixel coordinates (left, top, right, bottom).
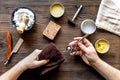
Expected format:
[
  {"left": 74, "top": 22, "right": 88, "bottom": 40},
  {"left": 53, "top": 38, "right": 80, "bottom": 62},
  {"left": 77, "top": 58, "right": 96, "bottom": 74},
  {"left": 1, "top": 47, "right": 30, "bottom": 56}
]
[{"left": 66, "top": 45, "right": 78, "bottom": 54}]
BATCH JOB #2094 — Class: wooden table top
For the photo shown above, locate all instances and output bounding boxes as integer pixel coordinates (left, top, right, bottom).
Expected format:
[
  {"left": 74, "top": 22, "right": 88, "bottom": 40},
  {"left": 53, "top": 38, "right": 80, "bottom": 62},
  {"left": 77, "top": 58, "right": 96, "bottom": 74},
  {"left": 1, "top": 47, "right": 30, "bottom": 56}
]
[{"left": 0, "top": 0, "right": 120, "bottom": 80}]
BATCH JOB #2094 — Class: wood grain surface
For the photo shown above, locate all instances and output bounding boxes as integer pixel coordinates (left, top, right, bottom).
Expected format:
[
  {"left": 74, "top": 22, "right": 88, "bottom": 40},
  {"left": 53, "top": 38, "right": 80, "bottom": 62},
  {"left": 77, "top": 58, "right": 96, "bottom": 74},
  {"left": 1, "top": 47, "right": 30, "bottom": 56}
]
[{"left": 0, "top": 0, "right": 120, "bottom": 80}]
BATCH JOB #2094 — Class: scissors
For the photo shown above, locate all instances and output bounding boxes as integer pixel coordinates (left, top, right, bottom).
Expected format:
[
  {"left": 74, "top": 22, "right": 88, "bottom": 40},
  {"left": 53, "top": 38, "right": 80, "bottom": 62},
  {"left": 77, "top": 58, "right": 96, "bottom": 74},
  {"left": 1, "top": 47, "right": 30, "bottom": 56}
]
[{"left": 66, "top": 34, "right": 89, "bottom": 54}]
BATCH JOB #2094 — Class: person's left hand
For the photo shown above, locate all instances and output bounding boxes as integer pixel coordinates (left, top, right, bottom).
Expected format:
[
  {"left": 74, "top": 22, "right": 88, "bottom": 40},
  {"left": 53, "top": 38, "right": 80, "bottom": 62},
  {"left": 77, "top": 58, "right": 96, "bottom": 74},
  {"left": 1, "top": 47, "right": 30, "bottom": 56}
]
[{"left": 19, "top": 49, "right": 49, "bottom": 69}]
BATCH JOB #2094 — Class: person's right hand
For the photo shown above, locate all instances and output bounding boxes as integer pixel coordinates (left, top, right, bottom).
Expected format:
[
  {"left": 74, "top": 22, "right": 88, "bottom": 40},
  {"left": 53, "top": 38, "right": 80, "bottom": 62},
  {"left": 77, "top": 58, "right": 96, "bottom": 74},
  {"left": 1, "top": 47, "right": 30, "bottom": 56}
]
[
  {"left": 68, "top": 37, "right": 101, "bottom": 66},
  {"left": 19, "top": 49, "right": 49, "bottom": 70}
]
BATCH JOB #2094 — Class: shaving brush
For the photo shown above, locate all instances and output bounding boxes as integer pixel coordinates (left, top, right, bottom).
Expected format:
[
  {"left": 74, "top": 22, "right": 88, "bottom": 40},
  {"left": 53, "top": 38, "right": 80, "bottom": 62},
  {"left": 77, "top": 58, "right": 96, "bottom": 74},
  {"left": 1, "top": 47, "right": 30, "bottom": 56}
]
[
  {"left": 17, "top": 16, "right": 29, "bottom": 34},
  {"left": 11, "top": 7, "right": 36, "bottom": 34}
]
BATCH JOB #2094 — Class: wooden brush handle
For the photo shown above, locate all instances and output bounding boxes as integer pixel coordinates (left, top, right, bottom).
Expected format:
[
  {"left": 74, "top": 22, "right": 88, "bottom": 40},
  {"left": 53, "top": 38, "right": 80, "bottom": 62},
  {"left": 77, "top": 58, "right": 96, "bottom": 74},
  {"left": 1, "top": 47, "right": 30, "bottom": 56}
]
[{"left": 17, "top": 16, "right": 29, "bottom": 34}]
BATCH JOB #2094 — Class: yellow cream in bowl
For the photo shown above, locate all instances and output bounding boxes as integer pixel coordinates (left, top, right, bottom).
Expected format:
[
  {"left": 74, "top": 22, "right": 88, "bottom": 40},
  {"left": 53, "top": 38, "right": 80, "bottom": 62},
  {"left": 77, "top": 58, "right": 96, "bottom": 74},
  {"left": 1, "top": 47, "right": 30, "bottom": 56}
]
[
  {"left": 95, "top": 39, "right": 110, "bottom": 54},
  {"left": 50, "top": 3, "right": 64, "bottom": 18}
]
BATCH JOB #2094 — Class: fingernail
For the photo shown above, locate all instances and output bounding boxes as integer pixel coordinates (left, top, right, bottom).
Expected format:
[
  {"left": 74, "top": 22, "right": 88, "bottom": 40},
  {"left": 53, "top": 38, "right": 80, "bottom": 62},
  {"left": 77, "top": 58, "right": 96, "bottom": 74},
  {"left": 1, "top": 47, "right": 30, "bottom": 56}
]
[
  {"left": 46, "top": 59, "right": 50, "bottom": 62},
  {"left": 35, "top": 49, "right": 41, "bottom": 53},
  {"left": 78, "top": 43, "right": 82, "bottom": 46},
  {"left": 73, "top": 37, "right": 76, "bottom": 40},
  {"left": 70, "top": 53, "right": 73, "bottom": 56}
]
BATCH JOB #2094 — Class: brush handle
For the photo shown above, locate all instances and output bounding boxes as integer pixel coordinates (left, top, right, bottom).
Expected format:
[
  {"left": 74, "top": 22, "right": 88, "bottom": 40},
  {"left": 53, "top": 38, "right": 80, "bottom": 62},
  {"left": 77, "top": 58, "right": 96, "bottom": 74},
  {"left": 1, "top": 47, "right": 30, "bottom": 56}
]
[
  {"left": 72, "top": 5, "right": 82, "bottom": 21},
  {"left": 17, "top": 16, "right": 28, "bottom": 34}
]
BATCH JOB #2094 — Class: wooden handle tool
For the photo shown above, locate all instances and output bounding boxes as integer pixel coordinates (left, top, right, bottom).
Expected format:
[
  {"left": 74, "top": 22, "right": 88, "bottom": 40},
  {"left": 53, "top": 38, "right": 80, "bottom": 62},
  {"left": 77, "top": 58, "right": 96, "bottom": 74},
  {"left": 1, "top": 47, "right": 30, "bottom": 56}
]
[
  {"left": 68, "top": 5, "right": 82, "bottom": 25},
  {"left": 4, "top": 38, "right": 24, "bottom": 65},
  {"left": 72, "top": 5, "right": 82, "bottom": 21},
  {"left": 6, "top": 32, "right": 12, "bottom": 60},
  {"left": 17, "top": 16, "right": 29, "bottom": 34}
]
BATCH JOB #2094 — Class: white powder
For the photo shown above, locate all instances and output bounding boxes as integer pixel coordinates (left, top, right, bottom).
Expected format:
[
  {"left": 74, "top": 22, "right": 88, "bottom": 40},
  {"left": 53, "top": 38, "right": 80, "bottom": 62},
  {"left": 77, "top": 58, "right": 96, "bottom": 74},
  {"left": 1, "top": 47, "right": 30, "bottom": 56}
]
[{"left": 13, "top": 8, "right": 35, "bottom": 30}]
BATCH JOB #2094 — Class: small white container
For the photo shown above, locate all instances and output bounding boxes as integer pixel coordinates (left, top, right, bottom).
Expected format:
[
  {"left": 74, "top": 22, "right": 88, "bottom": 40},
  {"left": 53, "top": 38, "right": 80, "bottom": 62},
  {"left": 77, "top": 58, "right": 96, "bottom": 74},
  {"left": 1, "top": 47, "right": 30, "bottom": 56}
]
[{"left": 80, "top": 19, "right": 96, "bottom": 35}]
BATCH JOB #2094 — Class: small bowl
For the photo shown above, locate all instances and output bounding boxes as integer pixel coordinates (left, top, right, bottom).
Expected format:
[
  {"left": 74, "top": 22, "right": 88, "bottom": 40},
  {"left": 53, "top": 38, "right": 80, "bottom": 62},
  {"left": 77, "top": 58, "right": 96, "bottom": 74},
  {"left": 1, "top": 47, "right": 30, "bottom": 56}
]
[
  {"left": 11, "top": 7, "right": 36, "bottom": 31},
  {"left": 50, "top": 3, "right": 64, "bottom": 18},
  {"left": 95, "top": 39, "right": 110, "bottom": 54},
  {"left": 81, "top": 19, "right": 96, "bottom": 35}
]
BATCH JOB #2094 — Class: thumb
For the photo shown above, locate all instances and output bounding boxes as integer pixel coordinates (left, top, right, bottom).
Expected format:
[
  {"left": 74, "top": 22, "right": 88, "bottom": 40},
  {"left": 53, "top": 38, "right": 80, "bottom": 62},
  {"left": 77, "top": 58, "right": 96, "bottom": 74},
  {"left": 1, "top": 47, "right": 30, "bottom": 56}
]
[
  {"left": 34, "top": 60, "right": 49, "bottom": 68},
  {"left": 78, "top": 43, "right": 89, "bottom": 53}
]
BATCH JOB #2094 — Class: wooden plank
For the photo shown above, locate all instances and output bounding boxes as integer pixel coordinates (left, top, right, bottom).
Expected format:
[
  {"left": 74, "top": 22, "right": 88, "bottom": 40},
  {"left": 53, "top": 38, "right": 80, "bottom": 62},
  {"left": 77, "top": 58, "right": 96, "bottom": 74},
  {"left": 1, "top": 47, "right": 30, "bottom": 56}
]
[{"left": 0, "top": 0, "right": 120, "bottom": 80}]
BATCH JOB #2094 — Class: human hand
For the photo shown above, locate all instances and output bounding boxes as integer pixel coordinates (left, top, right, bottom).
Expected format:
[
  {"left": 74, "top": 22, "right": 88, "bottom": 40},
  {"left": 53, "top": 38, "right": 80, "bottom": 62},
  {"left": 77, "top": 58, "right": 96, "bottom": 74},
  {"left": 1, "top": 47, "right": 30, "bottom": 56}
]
[
  {"left": 68, "top": 37, "right": 100, "bottom": 66},
  {"left": 19, "top": 49, "right": 49, "bottom": 69}
]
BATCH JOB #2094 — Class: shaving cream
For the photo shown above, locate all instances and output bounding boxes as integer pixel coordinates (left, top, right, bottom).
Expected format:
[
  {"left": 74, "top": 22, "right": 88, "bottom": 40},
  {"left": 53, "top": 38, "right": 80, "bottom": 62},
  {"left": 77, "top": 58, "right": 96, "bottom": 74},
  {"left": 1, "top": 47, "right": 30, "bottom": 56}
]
[{"left": 12, "top": 7, "right": 35, "bottom": 31}]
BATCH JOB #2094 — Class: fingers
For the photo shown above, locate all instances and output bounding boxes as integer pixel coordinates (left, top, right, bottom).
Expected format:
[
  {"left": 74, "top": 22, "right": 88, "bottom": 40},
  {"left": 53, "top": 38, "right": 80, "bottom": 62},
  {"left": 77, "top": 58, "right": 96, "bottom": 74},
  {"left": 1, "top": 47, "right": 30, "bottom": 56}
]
[
  {"left": 78, "top": 43, "right": 89, "bottom": 53},
  {"left": 83, "top": 39, "right": 92, "bottom": 47},
  {"left": 34, "top": 49, "right": 42, "bottom": 55},
  {"left": 68, "top": 40, "right": 77, "bottom": 48},
  {"left": 70, "top": 50, "right": 83, "bottom": 56},
  {"left": 34, "top": 60, "right": 49, "bottom": 68},
  {"left": 70, "top": 52, "right": 76, "bottom": 56},
  {"left": 31, "top": 49, "right": 42, "bottom": 56},
  {"left": 81, "top": 55, "right": 90, "bottom": 66},
  {"left": 74, "top": 37, "right": 92, "bottom": 47},
  {"left": 74, "top": 37, "right": 82, "bottom": 40}
]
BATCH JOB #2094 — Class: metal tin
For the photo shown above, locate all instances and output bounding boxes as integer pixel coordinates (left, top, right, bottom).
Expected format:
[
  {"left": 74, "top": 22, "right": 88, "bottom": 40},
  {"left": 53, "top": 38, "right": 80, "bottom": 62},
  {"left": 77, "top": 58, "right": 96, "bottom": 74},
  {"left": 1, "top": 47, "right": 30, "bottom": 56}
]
[
  {"left": 80, "top": 19, "right": 96, "bottom": 35},
  {"left": 95, "top": 39, "right": 110, "bottom": 54},
  {"left": 50, "top": 3, "right": 65, "bottom": 18}
]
